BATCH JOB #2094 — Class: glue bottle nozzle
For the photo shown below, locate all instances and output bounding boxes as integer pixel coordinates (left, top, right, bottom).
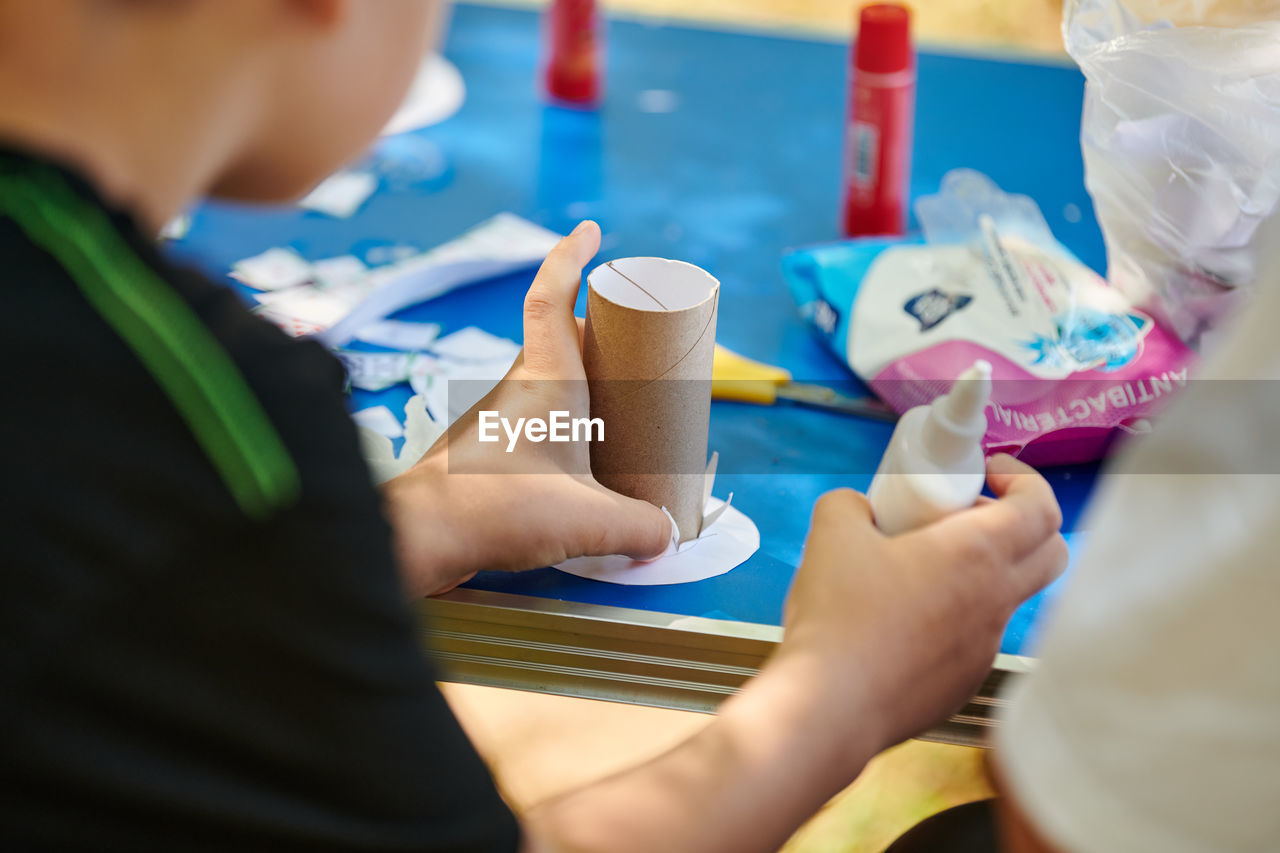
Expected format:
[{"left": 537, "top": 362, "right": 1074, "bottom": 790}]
[
  {"left": 868, "top": 359, "right": 992, "bottom": 535},
  {"left": 921, "top": 359, "right": 992, "bottom": 465},
  {"left": 944, "top": 359, "right": 992, "bottom": 426}
]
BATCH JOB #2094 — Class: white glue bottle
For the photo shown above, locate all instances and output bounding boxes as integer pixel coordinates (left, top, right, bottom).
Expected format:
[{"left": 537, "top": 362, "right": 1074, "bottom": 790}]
[{"left": 867, "top": 360, "right": 992, "bottom": 535}]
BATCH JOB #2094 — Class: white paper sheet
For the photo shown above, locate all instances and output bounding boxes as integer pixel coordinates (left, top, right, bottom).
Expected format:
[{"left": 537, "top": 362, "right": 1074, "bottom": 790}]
[
  {"left": 355, "top": 319, "right": 442, "bottom": 351},
  {"left": 423, "top": 329, "right": 520, "bottom": 424},
  {"left": 159, "top": 213, "right": 191, "bottom": 241},
  {"left": 312, "top": 255, "right": 368, "bottom": 289},
  {"left": 231, "top": 248, "right": 313, "bottom": 291},
  {"left": 554, "top": 497, "right": 759, "bottom": 586},
  {"left": 337, "top": 351, "right": 416, "bottom": 391},
  {"left": 430, "top": 326, "right": 523, "bottom": 363},
  {"left": 317, "top": 216, "right": 561, "bottom": 347},
  {"left": 253, "top": 287, "right": 350, "bottom": 329},
  {"left": 253, "top": 309, "right": 324, "bottom": 338},
  {"left": 299, "top": 171, "right": 379, "bottom": 219},
  {"left": 381, "top": 53, "right": 466, "bottom": 137},
  {"left": 408, "top": 349, "right": 517, "bottom": 425},
  {"left": 241, "top": 214, "right": 555, "bottom": 341},
  {"left": 407, "top": 355, "right": 446, "bottom": 419},
  {"left": 365, "top": 244, "right": 421, "bottom": 266},
  {"left": 357, "top": 394, "right": 445, "bottom": 483},
  {"left": 351, "top": 405, "right": 404, "bottom": 439}
]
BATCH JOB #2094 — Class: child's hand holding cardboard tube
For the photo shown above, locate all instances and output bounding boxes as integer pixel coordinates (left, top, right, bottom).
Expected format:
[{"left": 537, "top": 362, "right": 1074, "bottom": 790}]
[{"left": 381, "top": 221, "right": 674, "bottom": 596}]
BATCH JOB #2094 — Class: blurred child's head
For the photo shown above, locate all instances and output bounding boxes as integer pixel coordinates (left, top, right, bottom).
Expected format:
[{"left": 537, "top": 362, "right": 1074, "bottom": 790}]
[
  {"left": 208, "top": 0, "right": 445, "bottom": 202},
  {"left": 0, "top": 0, "right": 444, "bottom": 216}
]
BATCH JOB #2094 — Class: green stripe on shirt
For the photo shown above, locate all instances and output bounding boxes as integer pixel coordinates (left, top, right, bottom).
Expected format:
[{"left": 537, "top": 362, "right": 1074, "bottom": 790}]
[{"left": 0, "top": 169, "right": 300, "bottom": 519}]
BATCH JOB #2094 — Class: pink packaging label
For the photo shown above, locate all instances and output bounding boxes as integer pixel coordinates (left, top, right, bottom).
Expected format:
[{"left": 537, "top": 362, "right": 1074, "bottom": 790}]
[{"left": 847, "top": 236, "right": 1197, "bottom": 466}]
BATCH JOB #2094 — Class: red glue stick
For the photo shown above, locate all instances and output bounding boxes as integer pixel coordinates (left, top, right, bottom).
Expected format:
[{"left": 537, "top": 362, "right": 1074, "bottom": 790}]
[
  {"left": 544, "top": 0, "right": 600, "bottom": 106},
  {"left": 842, "top": 3, "right": 915, "bottom": 237}
]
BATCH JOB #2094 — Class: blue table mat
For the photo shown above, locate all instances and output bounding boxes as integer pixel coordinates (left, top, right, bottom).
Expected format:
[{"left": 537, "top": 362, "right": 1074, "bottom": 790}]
[{"left": 170, "top": 3, "right": 1102, "bottom": 655}]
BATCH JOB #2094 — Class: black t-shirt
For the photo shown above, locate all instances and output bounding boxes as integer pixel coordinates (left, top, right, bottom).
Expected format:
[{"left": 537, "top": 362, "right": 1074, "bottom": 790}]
[{"left": 0, "top": 149, "right": 521, "bottom": 852}]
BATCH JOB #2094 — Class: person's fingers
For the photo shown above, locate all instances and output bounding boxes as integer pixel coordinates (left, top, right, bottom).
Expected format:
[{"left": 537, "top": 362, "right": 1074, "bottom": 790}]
[
  {"left": 428, "top": 571, "right": 478, "bottom": 598},
  {"left": 576, "top": 316, "right": 586, "bottom": 352},
  {"left": 806, "top": 488, "right": 880, "bottom": 553},
  {"left": 812, "top": 488, "right": 875, "bottom": 529},
  {"left": 584, "top": 488, "right": 674, "bottom": 560},
  {"left": 1009, "top": 532, "right": 1070, "bottom": 602},
  {"left": 985, "top": 453, "right": 1053, "bottom": 504},
  {"left": 985, "top": 453, "right": 1063, "bottom": 551},
  {"left": 932, "top": 455, "right": 1062, "bottom": 563},
  {"left": 522, "top": 221, "right": 601, "bottom": 378}
]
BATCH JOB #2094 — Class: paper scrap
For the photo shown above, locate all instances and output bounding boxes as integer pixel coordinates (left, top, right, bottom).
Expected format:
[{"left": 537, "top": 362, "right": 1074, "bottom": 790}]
[
  {"left": 699, "top": 492, "right": 734, "bottom": 531},
  {"left": 355, "top": 319, "right": 442, "bottom": 351},
  {"left": 159, "top": 213, "right": 191, "bottom": 241},
  {"left": 241, "top": 216, "right": 558, "bottom": 346},
  {"left": 433, "top": 362, "right": 504, "bottom": 425},
  {"left": 357, "top": 394, "right": 445, "bottom": 483},
  {"left": 409, "top": 350, "right": 517, "bottom": 426},
  {"left": 430, "top": 326, "right": 523, "bottom": 364},
  {"left": 408, "top": 355, "right": 445, "bottom": 419},
  {"left": 316, "top": 214, "right": 562, "bottom": 347},
  {"left": 555, "top": 497, "right": 759, "bottom": 586},
  {"left": 237, "top": 216, "right": 556, "bottom": 348},
  {"left": 702, "top": 451, "right": 718, "bottom": 508},
  {"left": 337, "top": 350, "right": 416, "bottom": 391},
  {"left": 299, "top": 171, "right": 378, "bottom": 219},
  {"left": 419, "top": 328, "right": 521, "bottom": 424},
  {"left": 254, "top": 309, "right": 324, "bottom": 338},
  {"left": 365, "top": 244, "right": 421, "bottom": 266},
  {"left": 253, "top": 287, "right": 351, "bottom": 330},
  {"left": 231, "top": 247, "right": 313, "bottom": 291},
  {"left": 372, "top": 135, "right": 450, "bottom": 189},
  {"left": 381, "top": 53, "right": 466, "bottom": 137},
  {"left": 312, "top": 255, "right": 368, "bottom": 289},
  {"left": 351, "top": 405, "right": 404, "bottom": 439}
]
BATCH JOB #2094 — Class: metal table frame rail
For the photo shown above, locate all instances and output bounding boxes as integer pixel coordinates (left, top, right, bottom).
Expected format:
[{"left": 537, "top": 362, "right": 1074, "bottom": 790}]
[{"left": 422, "top": 589, "right": 1034, "bottom": 749}]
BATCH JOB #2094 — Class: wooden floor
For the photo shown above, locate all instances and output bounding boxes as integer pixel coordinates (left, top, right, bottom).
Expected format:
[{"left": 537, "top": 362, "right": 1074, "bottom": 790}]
[{"left": 442, "top": 2, "right": 1048, "bottom": 850}]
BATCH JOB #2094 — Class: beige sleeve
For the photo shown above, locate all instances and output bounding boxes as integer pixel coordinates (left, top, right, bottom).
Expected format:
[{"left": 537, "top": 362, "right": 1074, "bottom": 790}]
[{"left": 995, "top": 225, "right": 1280, "bottom": 852}]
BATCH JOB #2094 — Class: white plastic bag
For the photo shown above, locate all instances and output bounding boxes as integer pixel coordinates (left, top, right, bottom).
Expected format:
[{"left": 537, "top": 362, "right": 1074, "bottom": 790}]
[{"left": 1065, "top": 0, "right": 1280, "bottom": 346}]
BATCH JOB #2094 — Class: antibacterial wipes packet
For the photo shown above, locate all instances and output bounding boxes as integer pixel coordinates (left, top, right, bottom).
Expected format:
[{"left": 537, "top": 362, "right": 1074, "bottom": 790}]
[{"left": 784, "top": 170, "right": 1195, "bottom": 466}]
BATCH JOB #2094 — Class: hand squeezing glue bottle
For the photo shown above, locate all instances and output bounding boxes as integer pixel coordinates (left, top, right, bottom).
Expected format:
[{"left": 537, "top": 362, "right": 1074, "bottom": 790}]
[{"left": 867, "top": 361, "right": 992, "bottom": 535}]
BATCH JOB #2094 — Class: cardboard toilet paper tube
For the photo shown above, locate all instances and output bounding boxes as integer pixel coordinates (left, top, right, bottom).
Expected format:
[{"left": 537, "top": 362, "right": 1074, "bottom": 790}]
[{"left": 584, "top": 257, "right": 719, "bottom": 543}]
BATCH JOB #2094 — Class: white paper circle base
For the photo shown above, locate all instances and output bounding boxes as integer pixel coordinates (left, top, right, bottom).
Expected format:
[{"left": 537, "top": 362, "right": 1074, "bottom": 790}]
[
  {"left": 381, "top": 54, "right": 466, "bottom": 137},
  {"left": 554, "top": 498, "right": 760, "bottom": 586}
]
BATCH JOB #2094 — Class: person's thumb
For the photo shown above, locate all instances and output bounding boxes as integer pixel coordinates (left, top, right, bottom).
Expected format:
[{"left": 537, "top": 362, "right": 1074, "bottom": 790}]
[
  {"left": 522, "top": 220, "right": 600, "bottom": 378},
  {"left": 811, "top": 488, "right": 877, "bottom": 537},
  {"left": 586, "top": 487, "right": 674, "bottom": 561}
]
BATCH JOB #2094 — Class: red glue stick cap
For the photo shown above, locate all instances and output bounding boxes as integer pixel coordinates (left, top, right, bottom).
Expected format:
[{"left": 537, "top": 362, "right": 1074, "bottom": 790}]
[
  {"left": 855, "top": 4, "right": 912, "bottom": 74},
  {"left": 545, "top": 0, "right": 600, "bottom": 105}
]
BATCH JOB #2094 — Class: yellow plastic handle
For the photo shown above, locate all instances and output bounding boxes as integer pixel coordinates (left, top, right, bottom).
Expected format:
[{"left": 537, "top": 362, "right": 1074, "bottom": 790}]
[{"left": 711, "top": 344, "right": 792, "bottom": 405}]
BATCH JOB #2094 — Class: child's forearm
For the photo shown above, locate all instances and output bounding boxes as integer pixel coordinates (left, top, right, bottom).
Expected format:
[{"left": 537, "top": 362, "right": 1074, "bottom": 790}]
[{"left": 521, "top": 651, "right": 883, "bottom": 853}]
